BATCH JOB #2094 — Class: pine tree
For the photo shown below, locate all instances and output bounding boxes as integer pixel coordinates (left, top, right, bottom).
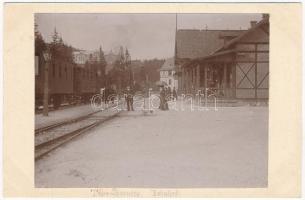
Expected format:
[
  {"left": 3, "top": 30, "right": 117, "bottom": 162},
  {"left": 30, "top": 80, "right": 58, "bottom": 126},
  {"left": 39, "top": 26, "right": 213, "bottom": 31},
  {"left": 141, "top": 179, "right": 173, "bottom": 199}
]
[
  {"left": 99, "top": 46, "right": 107, "bottom": 71},
  {"left": 49, "top": 28, "right": 74, "bottom": 65},
  {"left": 125, "top": 48, "right": 133, "bottom": 87},
  {"left": 97, "top": 46, "right": 107, "bottom": 88},
  {"left": 34, "top": 23, "right": 46, "bottom": 56},
  {"left": 52, "top": 28, "right": 60, "bottom": 44}
]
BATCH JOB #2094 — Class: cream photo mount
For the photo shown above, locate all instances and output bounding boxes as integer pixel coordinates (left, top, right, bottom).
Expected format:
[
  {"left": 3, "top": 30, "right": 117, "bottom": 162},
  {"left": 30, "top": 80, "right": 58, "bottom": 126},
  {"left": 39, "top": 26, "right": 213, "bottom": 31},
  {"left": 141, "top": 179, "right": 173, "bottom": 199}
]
[{"left": 3, "top": 2, "right": 302, "bottom": 198}]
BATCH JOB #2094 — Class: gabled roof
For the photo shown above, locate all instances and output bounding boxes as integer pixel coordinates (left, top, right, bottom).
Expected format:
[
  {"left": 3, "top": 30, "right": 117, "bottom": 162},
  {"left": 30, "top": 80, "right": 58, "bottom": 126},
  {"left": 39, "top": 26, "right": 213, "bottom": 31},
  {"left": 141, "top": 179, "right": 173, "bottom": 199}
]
[
  {"left": 214, "top": 17, "right": 269, "bottom": 53},
  {"left": 176, "top": 29, "right": 245, "bottom": 60},
  {"left": 184, "top": 16, "right": 269, "bottom": 66}
]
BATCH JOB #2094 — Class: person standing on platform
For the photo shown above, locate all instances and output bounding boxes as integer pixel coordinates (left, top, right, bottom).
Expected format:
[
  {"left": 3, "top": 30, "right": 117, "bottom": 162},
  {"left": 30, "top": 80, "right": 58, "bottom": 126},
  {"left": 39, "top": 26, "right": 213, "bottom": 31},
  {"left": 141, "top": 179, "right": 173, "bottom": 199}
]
[
  {"left": 125, "top": 86, "right": 134, "bottom": 111},
  {"left": 173, "top": 87, "right": 178, "bottom": 101},
  {"left": 167, "top": 87, "right": 172, "bottom": 101},
  {"left": 159, "top": 86, "right": 165, "bottom": 110},
  {"left": 159, "top": 86, "right": 169, "bottom": 111}
]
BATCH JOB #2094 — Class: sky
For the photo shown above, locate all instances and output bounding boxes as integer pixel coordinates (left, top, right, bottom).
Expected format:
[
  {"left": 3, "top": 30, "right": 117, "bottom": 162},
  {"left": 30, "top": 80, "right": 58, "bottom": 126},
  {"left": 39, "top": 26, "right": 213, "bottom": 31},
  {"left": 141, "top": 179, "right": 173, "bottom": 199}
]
[{"left": 35, "top": 13, "right": 262, "bottom": 60}]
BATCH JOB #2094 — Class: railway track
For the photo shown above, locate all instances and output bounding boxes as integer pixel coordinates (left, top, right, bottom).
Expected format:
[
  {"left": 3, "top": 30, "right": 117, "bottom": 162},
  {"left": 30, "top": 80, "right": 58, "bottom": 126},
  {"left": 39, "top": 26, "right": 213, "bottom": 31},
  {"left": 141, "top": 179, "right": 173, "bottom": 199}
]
[
  {"left": 35, "top": 102, "right": 124, "bottom": 160},
  {"left": 35, "top": 109, "right": 102, "bottom": 135},
  {"left": 35, "top": 103, "right": 79, "bottom": 115},
  {"left": 35, "top": 102, "right": 122, "bottom": 134}
]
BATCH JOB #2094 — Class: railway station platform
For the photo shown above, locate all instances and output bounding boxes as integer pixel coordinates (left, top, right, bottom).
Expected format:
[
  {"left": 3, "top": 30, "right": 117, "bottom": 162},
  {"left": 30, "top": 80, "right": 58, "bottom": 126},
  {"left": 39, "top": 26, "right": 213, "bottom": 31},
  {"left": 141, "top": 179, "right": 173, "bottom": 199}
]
[{"left": 35, "top": 102, "right": 117, "bottom": 130}]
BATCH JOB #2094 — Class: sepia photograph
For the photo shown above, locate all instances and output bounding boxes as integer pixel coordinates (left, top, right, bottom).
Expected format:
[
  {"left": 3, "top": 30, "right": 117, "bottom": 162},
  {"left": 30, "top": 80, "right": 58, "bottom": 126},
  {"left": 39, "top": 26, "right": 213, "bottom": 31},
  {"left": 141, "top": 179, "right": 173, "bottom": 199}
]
[{"left": 33, "top": 13, "right": 270, "bottom": 188}]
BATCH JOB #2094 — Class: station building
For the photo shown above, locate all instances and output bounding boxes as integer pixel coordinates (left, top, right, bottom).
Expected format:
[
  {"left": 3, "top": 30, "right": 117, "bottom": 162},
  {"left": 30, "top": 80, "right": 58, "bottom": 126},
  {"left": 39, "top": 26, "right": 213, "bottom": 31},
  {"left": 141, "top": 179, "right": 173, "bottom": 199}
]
[{"left": 175, "top": 14, "right": 269, "bottom": 100}]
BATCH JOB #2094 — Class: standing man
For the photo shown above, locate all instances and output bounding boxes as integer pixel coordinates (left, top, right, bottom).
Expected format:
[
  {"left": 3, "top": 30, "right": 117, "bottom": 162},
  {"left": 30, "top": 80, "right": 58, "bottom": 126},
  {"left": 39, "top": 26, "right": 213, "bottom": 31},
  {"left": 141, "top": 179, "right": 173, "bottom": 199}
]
[
  {"left": 172, "top": 87, "right": 178, "bottom": 101},
  {"left": 125, "top": 86, "right": 134, "bottom": 111}
]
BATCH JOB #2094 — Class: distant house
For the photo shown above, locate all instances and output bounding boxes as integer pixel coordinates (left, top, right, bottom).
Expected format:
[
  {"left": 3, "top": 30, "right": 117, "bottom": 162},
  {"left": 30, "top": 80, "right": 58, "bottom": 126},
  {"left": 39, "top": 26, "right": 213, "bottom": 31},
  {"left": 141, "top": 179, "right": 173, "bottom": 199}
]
[
  {"left": 176, "top": 14, "right": 269, "bottom": 100},
  {"left": 73, "top": 50, "right": 89, "bottom": 65},
  {"left": 159, "top": 58, "right": 178, "bottom": 90}
]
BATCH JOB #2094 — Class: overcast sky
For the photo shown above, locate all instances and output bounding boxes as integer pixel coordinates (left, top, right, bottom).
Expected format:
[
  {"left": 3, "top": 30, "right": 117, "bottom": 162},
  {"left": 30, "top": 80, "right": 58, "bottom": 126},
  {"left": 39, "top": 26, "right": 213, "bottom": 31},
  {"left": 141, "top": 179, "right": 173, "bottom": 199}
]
[{"left": 35, "top": 13, "right": 262, "bottom": 60}]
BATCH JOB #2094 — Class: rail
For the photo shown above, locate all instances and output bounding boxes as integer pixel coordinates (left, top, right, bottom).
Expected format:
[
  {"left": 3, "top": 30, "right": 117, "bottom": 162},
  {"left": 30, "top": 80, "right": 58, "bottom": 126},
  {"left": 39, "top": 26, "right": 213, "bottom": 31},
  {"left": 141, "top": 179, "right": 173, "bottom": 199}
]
[{"left": 35, "top": 100, "right": 124, "bottom": 160}]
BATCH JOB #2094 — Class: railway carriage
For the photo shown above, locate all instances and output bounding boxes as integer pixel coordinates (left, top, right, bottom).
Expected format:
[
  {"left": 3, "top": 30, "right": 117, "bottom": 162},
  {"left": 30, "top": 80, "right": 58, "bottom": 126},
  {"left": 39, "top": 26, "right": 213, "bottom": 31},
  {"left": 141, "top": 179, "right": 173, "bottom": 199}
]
[
  {"left": 35, "top": 55, "right": 103, "bottom": 109},
  {"left": 35, "top": 55, "right": 74, "bottom": 109},
  {"left": 73, "top": 62, "right": 98, "bottom": 103}
]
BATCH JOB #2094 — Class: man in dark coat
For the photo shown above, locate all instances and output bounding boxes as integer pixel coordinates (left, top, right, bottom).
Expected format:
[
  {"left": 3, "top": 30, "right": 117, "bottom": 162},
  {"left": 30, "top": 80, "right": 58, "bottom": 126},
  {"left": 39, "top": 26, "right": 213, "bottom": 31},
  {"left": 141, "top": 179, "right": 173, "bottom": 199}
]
[
  {"left": 125, "top": 86, "right": 134, "bottom": 111},
  {"left": 172, "top": 87, "right": 178, "bottom": 101}
]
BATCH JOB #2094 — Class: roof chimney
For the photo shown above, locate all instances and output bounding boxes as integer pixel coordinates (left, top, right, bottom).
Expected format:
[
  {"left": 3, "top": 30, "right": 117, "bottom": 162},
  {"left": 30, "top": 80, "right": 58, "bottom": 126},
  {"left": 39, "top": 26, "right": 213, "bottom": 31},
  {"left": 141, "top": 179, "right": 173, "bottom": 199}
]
[
  {"left": 250, "top": 21, "right": 257, "bottom": 28},
  {"left": 262, "top": 14, "right": 269, "bottom": 20}
]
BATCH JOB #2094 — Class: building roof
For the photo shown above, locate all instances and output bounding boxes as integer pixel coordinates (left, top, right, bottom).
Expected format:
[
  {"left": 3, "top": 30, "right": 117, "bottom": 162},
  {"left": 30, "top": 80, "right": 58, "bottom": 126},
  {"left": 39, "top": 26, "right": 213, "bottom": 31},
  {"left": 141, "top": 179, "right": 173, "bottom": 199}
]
[
  {"left": 215, "top": 16, "right": 269, "bottom": 52},
  {"left": 176, "top": 29, "right": 245, "bottom": 60},
  {"left": 160, "top": 57, "right": 175, "bottom": 71},
  {"left": 186, "top": 16, "right": 269, "bottom": 66}
]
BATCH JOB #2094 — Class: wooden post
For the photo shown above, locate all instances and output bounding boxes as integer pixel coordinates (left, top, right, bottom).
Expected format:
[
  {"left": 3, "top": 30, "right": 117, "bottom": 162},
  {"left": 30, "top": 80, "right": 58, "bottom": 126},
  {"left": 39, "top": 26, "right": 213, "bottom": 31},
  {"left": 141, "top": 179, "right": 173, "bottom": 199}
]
[
  {"left": 43, "top": 60, "right": 49, "bottom": 116},
  {"left": 189, "top": 67, "right": 193, "bottom": 93},
  {"left": 223, "top": 63, "right": 227, "bottom": 98},
  {"left": 204, "top": 63, "right": 208, "bottom": 106},
  {"left": 192, "top": 67, "right": 195, "bottom": 94},
  {"left": 193, "top": 67, "right": 195, "bottom": 84},
  {"left": 185, "top": 68, "right": 188, "bottom": 93},
  {"left": 188, "top": 69, "right": 190, "bottom": 92},
  {"left": 181, "top": 67, "right": 184, "bottom": 93},
  {"left": 254, "top": 44, "right": 257, "bottom": 101},
  {"left": 196, "top": 64, "right": 200, "bottom": 91},
  {"left": 183, "top": 68, "right": 186, "bottom": 92},
  {"left": 232, "top": 62, "right": 236, "bottom": 98}
]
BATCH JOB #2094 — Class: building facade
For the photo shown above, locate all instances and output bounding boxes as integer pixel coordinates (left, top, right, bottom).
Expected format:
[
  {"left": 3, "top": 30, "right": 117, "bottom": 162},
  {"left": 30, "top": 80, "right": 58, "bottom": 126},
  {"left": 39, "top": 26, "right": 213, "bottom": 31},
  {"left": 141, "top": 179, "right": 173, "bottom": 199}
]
[
  {"left": 176, "top": 14, "right": 269, "bottom": 100},
  {"left": 160, "top": 58, "right": 178, "bottom": 90}
]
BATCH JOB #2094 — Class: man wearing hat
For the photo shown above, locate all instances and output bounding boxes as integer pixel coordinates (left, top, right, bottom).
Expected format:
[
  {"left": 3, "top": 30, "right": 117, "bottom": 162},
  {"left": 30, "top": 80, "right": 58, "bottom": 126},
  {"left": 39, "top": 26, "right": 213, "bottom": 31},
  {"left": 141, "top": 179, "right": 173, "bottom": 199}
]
[{"left": 125, "top": 86, "right": 134, "bottom": 111}]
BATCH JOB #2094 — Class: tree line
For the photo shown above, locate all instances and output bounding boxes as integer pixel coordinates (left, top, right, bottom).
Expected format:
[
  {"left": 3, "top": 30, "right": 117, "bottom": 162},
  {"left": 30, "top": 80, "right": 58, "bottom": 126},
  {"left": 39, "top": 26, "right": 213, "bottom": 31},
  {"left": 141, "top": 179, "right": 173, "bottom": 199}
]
[{"left": 35, "top": 25, "right": 165, "bottom": 93}]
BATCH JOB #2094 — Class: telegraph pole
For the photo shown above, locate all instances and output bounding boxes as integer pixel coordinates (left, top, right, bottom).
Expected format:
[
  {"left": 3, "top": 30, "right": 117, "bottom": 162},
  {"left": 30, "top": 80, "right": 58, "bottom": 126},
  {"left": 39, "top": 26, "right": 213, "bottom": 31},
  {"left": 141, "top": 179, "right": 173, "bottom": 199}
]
[{"left": 42, "top": 51, "right": 51, "bottom": 116}]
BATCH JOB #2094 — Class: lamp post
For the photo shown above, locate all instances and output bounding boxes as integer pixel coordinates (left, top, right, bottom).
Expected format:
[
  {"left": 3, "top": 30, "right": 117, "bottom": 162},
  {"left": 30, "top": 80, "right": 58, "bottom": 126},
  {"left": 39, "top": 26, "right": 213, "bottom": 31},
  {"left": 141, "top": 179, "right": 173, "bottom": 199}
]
[
  {"left": 126, "top": 55, "right": 132, "bottom": 87},
  {"left": 42, "top": 50, "right": 51, "bottom": 116},
  {"left": 97, "top": 69, "right": 102, "bottom": 90}
]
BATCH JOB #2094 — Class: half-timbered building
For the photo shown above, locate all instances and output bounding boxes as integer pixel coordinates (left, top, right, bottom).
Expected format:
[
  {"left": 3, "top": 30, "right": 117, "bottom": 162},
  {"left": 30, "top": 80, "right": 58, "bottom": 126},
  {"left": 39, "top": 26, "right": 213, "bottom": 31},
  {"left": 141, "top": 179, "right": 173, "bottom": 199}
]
[{"left": 177, "top": 14, "right": 269, "bottom": 100}]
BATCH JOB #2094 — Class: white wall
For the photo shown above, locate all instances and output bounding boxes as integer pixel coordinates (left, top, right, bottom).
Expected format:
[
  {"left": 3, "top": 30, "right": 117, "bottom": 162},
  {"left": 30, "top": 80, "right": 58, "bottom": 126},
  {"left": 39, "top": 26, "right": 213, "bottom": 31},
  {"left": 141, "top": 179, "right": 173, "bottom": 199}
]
[{"left": 160, "top": 70, "right": 178, "bottom": 90}]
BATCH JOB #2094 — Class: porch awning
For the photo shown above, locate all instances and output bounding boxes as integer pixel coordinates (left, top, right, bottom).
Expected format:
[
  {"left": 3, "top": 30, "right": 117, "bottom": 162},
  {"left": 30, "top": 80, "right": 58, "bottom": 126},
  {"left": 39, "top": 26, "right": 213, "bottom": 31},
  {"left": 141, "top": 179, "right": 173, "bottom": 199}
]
[{"left": 182, "top": 49, "right": 236, "bottom": 69}]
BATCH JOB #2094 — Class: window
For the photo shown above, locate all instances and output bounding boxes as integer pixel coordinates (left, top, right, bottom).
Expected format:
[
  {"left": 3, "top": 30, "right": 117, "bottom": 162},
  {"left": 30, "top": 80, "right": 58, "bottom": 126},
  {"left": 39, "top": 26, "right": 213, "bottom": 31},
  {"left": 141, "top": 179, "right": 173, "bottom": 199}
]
[
  {"left": 169, "top": 79, "right": 172, "bottom": 85},
  {"left": 65, "top": 66, "right": 68, "bottom": 80},
  {"left": 35, "top": 56, "right": 39, "bottom": 76},
  {"left": 52, "top": 64, "right": 55, "bottom": 77},
  {"left": 59, "top": 65, "right": 62, "bottom": 77}
]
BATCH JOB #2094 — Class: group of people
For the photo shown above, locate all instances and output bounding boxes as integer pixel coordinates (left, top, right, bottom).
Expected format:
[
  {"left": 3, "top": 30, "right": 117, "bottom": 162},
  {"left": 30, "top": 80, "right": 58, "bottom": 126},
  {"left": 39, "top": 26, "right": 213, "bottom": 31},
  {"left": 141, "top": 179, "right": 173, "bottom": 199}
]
[
  {"left": 159, "top": 86, "right": 178, "bottom": 111},
  {"left": 122, "top": 86, "right": 178, "bottom": 112}
]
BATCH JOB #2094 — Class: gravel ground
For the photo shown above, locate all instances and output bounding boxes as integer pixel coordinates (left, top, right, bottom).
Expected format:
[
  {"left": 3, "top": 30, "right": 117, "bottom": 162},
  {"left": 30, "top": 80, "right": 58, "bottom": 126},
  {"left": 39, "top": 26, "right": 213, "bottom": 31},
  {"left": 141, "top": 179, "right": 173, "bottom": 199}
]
[{"left": 35, "top": 102, "right": 268, "bottom": 188}]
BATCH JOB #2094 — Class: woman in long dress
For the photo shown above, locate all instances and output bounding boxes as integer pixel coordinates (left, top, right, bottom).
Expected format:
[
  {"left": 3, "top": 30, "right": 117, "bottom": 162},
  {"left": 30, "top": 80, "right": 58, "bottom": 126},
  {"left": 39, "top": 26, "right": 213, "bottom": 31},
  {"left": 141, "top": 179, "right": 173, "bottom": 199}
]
[
  {"left": 159, "top": 86, "right": 169, "bottom": 110},
  {"left": 159, "top": 86, "right": 165, "bottom": 110}
]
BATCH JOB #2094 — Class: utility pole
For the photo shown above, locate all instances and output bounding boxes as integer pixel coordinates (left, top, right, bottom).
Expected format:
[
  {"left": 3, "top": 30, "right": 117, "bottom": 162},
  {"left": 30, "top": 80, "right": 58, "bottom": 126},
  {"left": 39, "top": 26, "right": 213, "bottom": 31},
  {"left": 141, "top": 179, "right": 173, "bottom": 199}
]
[{"left": 42, "top": 51, "right": 51, "bottom": 116}]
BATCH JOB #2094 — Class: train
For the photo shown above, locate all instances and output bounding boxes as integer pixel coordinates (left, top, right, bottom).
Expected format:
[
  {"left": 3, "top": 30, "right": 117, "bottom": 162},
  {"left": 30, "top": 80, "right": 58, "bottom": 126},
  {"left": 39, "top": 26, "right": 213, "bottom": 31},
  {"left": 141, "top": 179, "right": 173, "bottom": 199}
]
[{"left": 35, "top": 51, "right": 105, "bottom": 110}]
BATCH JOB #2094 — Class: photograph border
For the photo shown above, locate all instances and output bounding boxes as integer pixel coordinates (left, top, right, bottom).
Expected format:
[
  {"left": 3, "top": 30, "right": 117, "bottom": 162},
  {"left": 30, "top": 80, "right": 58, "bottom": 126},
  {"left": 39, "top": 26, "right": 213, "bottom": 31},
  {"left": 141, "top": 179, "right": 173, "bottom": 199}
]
[{"left": 3, "top": 2, "right": 302, "bottom": 197}]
